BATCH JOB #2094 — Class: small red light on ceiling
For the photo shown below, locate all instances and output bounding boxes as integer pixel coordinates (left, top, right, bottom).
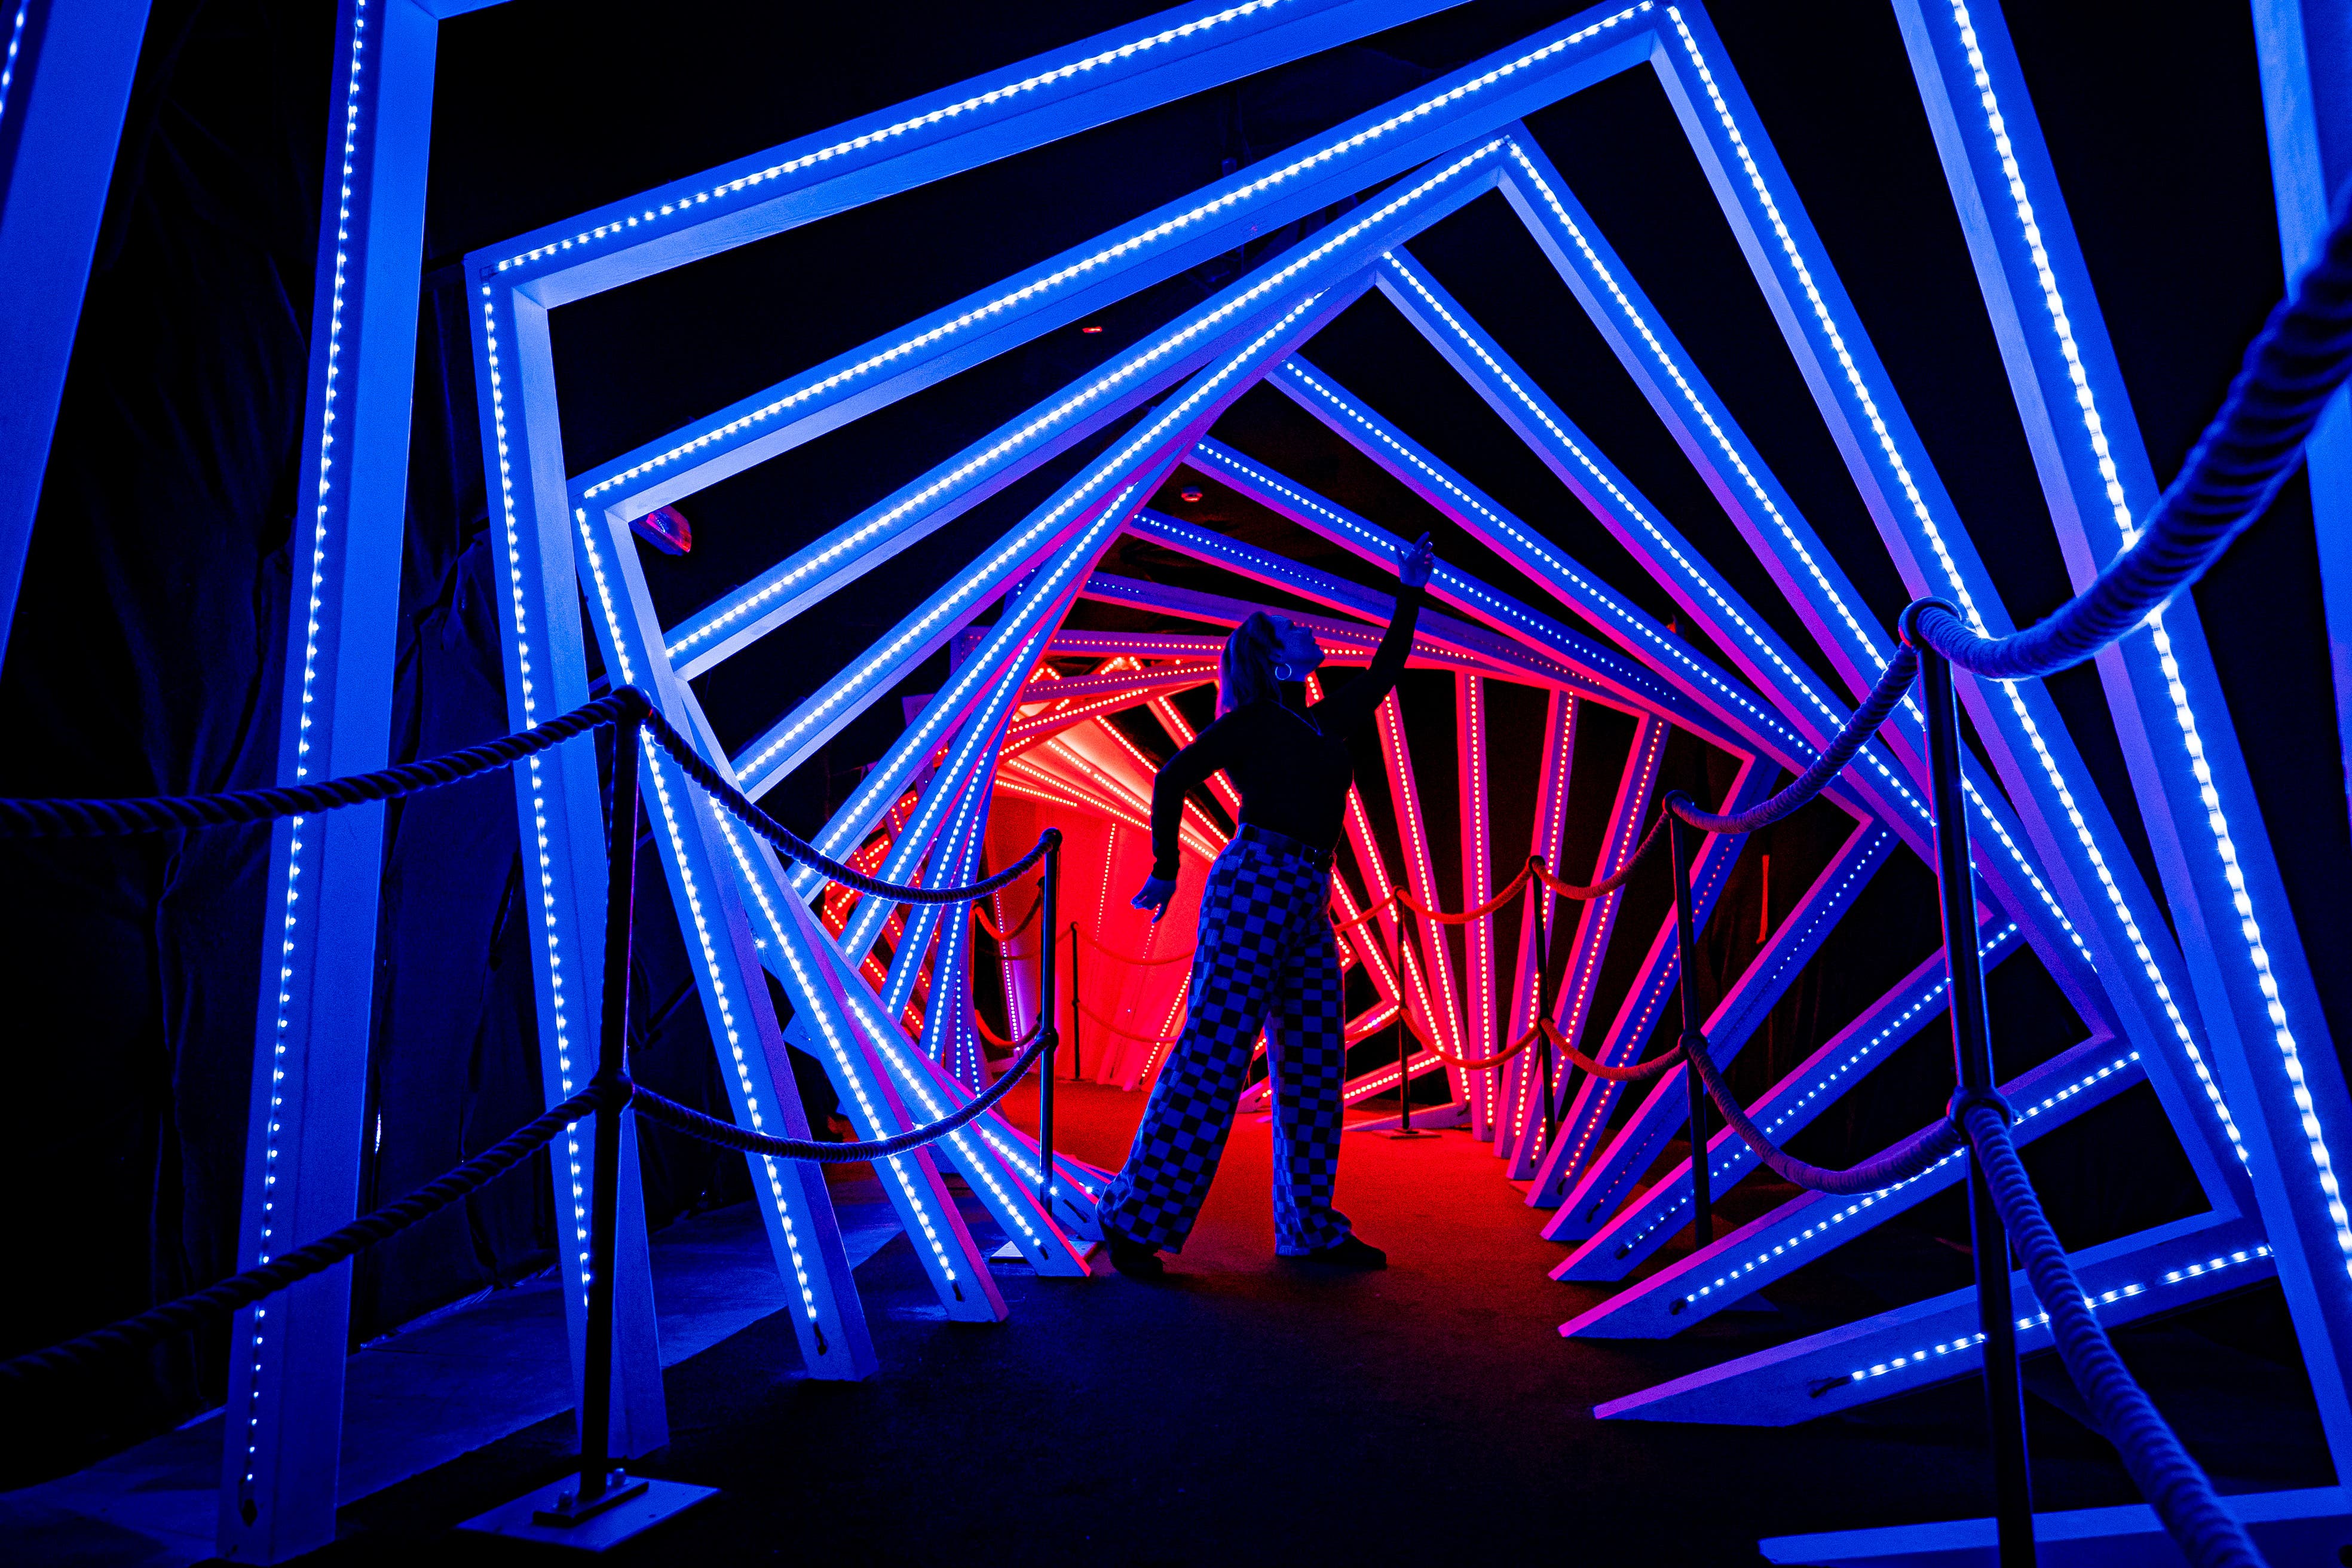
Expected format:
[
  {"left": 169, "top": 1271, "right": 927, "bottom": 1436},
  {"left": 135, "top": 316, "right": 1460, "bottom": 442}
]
[
  {"left": 1079, "top": 323, "right": 1104, "bottom": 334},
  {"left": 632, "top": 503, "right": 693, "bottom": 556},
  {"left": 1179, "top": 488, "right": 1204, "bottom": 503}
]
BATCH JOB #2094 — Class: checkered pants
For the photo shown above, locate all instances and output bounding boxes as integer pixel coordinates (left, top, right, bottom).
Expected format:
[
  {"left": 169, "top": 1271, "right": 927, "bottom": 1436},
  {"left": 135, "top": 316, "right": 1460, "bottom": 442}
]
[{"left": 1096, "top": 832, "right": 1352, "bottom": 1255}]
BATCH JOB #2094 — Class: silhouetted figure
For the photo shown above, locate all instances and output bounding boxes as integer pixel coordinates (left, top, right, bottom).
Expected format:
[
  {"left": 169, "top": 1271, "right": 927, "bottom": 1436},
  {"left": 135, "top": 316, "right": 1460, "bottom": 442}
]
[{"left": 1094, "top": 533, "right": 1435, "bottom": 1278}]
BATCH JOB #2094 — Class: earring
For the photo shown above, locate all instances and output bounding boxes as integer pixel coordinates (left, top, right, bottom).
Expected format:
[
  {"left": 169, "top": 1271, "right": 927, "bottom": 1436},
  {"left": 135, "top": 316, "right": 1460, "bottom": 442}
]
[{"left": 1275, "top": 662, "right": 1295, "bottom": 681}]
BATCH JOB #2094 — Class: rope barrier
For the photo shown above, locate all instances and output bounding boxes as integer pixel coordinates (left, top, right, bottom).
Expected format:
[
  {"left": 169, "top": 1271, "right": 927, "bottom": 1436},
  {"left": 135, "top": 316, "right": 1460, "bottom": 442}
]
[
  {"left": 1964, "top": 1105, "right": 2266, "bottom": 1568},
  {"left": 0, "top": 688, "right": 1056, "bottom": 910},
  {"left": 641, "top": 709, "right": 1056, "bottom": 904},
  {"left": 973, "top": 890, "right": 1044, "bottom": 944},
  {"left": 1530, "top": 817, "right": 1671, "bottom": 901},
  {"left": 1664, "top": 644, "right": 1922, "bottom": 836},
  {"left": 633, "top": 1022, "right": 1054, "bottom": 1162},
  {"left": 1911, "top": 186, "right": 2352, "bottom": 684},
  {"left": 973, "top": 1008, "right": 1043, "bottom": 1051},
  {"left": 1680, "top": 1026, "right": 1967, "bottom": 1196},
  {"left": 1411, "top": 1020, "right": 1540, "bottom": 1071},
  {"left": 1542, "top": 1016, "right": 1687, "bottom": 1085},
  {"left": 0, "top": 691, "right": 646, "bottom": 837},
  {"left": 2, "top": 1082, "right": 616, "bottom": 1386},
  {"left": 1394, "top": 862, "right": 1535, "bottom": 924}
]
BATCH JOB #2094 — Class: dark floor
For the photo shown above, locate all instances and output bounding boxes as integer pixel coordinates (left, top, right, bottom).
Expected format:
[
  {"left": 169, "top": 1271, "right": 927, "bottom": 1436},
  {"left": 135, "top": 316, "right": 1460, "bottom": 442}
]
[{"left": 302, "top": 1081, "right": 2327, "bottom": 1568}]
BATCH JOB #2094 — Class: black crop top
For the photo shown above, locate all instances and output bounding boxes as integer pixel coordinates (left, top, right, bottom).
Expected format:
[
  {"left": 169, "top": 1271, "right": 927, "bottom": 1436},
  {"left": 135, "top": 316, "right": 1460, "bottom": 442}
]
[{"left": 1149, "top": 584, "right": 1424, "bottom": 880}]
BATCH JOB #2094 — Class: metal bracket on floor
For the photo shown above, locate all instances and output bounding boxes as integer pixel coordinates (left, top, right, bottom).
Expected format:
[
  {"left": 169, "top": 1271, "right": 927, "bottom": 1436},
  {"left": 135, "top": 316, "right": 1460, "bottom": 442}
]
[{"left": 461, "top": 1474, "right": 717, "bottom": 1551}]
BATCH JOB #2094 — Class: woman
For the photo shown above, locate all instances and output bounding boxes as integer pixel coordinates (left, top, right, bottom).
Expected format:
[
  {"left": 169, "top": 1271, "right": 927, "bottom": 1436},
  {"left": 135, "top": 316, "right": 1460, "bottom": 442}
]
[{"left": 1094, "top": 532, "right": 1435, "bottom": 1278}]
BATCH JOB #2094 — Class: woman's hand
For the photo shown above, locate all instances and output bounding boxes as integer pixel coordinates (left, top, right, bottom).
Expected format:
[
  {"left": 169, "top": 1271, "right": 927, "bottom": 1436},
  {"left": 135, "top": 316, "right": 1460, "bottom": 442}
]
[
  {"left": 1400, "top": 531, "right": 1435, "bottom": 589},
  {"left": 1131, "top": 874, "right": 1177, "bottom": 924}
]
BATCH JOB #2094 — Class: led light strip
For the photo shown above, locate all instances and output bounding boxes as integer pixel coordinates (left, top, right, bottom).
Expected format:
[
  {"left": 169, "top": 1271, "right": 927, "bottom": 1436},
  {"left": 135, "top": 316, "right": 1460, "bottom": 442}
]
[
  {"left": 1678, "top": 1052, "right": 2140, "bottom": 1314},
  {"left": 1326, "top": 256, "right": 2097, "bottom": 973},
  {"left": 1844, "top": 1242, "right": 2272, "bottom": 1385},
  {"left": 817, "top": 252, "right": 1386, "bottom": 911},
  {"left": 498, "top": 1, "right": 1303, "bottom": 275},
  {"left": 1662, "top": 6, "right": 2243, "bottom": 1163},
  {"left": 1575, "top": 831, "right": 1883, "bottom": 1223},
  {"left": 717, "top": 821, "right": 966, "bottom": 1290},
  {"left": 577, "top": 5, "right": 1652, "bottom": 512},
  {"left": 770, "top": 819, "right": 1098, "bottom": 1207},
  {"left": 730, "top": 479, "right": 1136, "bottom": 797},
  {"left": 716, "top": 811, "right": 1046, "bottom": 1262},
  {"left": 1496, "top": 158, "right": 2108, "bottom": 963},
  {"left": 244, "top": 5, "right": 370, "bottom": 1500},
  {"left": 896, "top": 656, "right": 1048, "bottom": 1040},
  {"left": 1279, "top": 360, "right": 1813, "bottom": 764},
  {"left": 879, "top": 735, "right": 1006, "bottom": 1025},
  {"left": 737, "top": 126, "right": 1512, "bottom": 826},
  {"left": 1137, "top": 978, "right": 1195, "bottom": 1084},
  {"left": 1180, "top": 445, "right": 1689, "bottom": 715},
  {"left": 1376, "top": 249, "right": 2102, "bottom": 995},
  {"left": 1498, "top": 139, "right": 1881, "bottom": 685},
  {"left": 1606, "top": 852, "right": 1964, "bottom": 1259},
  {"left": 571, "top": 515, "right": 838, "bottom": 1313},
  {"left": 1492, "top": 155, "right": 2090, "bottom": 973},
  {"left": 1938, "top": 0, "right": 2314, "bottom": 1242},
  {"left": 477, "top": 292, "right": 610, "bottom": 1383},
  {"left": 0, "top": 0, "right": 29, "bottom": 133}
]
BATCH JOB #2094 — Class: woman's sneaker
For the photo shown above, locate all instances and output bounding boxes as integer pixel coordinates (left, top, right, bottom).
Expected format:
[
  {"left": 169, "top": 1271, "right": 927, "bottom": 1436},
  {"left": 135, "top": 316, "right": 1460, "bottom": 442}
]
[
  {"left": 1299, "top": 1235, "right": 1386, "bottom": 1269},
  {"left": 1101, "top": 1224, "right": 1165, "bottom": 1279}
]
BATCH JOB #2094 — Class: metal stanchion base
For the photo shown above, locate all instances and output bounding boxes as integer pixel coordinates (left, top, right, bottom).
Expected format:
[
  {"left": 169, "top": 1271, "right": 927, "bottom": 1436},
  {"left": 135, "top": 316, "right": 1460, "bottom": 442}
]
[
  {"left": 1347, "top": 1103, "right": 1469, "bottom": 1134},
  {"left": 462, "top": 1473, "right": 715, "bottom": 1550}
]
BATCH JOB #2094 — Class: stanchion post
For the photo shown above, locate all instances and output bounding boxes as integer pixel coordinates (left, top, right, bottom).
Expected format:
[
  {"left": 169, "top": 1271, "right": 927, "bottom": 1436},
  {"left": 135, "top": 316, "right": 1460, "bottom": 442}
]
[
  {"left": 1037, "top": 832, "right": 1061, "bottom": 1209},
  {"left": 1667, "top": 808, "right": 1712, "bottom": 1249},
  {"left": 538, "top": 698, "right": 650, "bottom": 1524},
  {"left": 1917, "top": 630, "right": 2036, "bottom": 1565},
  {"left": 1533, "top": 859, "right": 1556, "bottom": 1150}
]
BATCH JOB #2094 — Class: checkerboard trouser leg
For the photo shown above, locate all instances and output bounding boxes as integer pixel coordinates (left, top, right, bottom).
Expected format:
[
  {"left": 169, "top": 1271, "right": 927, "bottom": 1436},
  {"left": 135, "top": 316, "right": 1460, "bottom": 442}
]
[
  {"left": 1267, "top": 893, "right": 1351, "bottom": 1254},
  {"left": 1095, "top": 844, "right": 1288, "bottom": 1251}
]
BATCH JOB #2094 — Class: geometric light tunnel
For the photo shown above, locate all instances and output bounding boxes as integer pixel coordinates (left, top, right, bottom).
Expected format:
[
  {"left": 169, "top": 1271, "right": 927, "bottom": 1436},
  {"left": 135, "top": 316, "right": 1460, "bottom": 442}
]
[{"left": 232, "top": 0, "right": 2343, "bottom": 1535}]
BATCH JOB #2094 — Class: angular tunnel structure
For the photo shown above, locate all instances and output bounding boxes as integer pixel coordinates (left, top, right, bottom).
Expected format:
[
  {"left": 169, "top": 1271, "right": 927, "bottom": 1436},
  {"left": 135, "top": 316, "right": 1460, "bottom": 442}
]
[{"left": 9, "top": 0, "right": 2352, "bottom": 1562}]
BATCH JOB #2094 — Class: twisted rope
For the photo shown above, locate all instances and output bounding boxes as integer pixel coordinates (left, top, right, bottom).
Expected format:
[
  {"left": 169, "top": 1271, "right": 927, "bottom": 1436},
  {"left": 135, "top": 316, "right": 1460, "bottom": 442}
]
[
  {"left": 1964, "top": 1106, "right": 2266, "bottom": 1568},
  {"left": 1912, "top": 185, "right": 2352, "bottom": 682},
  {"left": 1530, "top": 816, "right": 1670, "bottom": 901},
  {"left": 1394, "top": 862, "right": 1535, "bottom": 924},
  {"left": 641, "top": 709, "right": 1054, "bottom": 904},
  {"left": 1413, "top": 1020, "right": 1541, "bottom": 1071},
  {"left": 0, "top": 693, "right": 646, "bottom": 837},
  {"left": 1683, "top": 1028, "right": 1967, "bottom": 1195},
  {"left": 633, "top": 1024, "right": 1052, "bottom": 1162},
  {"left": 973, "top": 1008, "right": 1051, "bottom": 1052},
  {"left": 974, "top": 890, "right": 1044, "bottom": 944},
  {"left": 1544, "top": 1016, "right": 1687, "bottom": 1084},
  {"left": 1667, "top": 644, "right": 1921, "bottom": 835},
  {"left": 2, "top": 1083, "right": 615, "bottom": 1386}
]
